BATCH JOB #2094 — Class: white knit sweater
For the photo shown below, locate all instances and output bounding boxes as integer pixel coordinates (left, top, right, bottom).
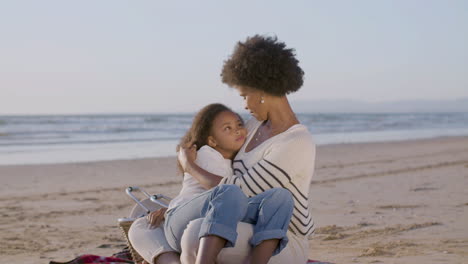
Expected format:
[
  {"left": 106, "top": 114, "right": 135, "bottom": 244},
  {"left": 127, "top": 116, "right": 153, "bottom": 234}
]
[{"left": 221, "top": 118, "right": 316, "bottom": 238}]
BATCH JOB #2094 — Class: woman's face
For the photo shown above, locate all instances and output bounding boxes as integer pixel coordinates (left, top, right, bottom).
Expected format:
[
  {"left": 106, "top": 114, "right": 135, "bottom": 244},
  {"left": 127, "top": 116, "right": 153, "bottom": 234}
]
[
  {"left": 208, "top": 111, "right": 247, "bottom": 159},
  {"left": 235, "top": 86, "right": 267, "bottom": 121}
]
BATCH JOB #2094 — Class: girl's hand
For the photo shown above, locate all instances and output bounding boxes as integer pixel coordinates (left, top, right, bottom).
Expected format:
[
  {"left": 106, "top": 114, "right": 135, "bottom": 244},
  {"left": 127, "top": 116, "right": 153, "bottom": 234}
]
[
  {"left": 178, "top": 144, "right": 197, "bottom": 171},
  {"left": 146, "top": 207, "right": 168, "bottom": 228}
]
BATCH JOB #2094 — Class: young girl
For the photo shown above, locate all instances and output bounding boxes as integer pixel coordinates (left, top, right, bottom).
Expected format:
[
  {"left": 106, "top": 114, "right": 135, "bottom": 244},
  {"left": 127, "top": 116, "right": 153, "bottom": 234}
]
[{"left": 129, "top": 103, "right": 248, "bottom": 264}]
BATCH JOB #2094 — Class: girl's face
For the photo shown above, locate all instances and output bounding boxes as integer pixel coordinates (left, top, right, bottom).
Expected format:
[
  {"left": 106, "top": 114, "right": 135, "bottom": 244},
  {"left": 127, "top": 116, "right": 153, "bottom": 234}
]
[
  {"left": 235, "top": 85, "right": 267, "bottom": 121},
  {"left": 208, "top": 110, "right": 247, "bottom": 159}
]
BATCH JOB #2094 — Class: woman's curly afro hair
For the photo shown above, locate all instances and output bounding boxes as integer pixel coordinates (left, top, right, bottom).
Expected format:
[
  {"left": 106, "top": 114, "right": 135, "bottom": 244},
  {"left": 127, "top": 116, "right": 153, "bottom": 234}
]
[{"left": 221, "top": 35, "right": 304, "bottom": 96}]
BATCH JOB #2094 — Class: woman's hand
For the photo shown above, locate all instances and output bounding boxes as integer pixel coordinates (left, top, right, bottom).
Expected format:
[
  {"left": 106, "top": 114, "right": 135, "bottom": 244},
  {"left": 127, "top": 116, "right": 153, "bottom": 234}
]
[
  {"left": 146, "top": 207, "right": 168, "bottom": 229},
  {"left": 178, "top": 144, "right": 197, "bottom": 172}
]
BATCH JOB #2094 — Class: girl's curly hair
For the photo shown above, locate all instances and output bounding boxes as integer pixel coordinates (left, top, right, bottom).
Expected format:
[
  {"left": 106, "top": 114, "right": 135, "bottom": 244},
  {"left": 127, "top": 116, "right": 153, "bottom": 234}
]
[{"left": 221, "top": 35, "right": 304, "bottom": 96}]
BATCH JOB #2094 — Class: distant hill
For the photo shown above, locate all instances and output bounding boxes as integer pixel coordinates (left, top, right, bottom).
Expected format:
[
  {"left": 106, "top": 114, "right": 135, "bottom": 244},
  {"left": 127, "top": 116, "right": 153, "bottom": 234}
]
[{"left": 290, "top": 98, "right": 468, "bottom": 113}]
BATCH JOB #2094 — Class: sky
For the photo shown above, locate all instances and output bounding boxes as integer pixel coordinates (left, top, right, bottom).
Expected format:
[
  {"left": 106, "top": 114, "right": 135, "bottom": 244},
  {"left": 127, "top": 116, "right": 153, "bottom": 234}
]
[{"left": 0, "top": 0, "right": 467, "bottom": 114}]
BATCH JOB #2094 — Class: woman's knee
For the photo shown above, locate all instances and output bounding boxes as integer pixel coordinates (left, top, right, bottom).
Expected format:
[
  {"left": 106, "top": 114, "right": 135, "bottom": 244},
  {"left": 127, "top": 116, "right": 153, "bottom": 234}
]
[
  {"left": 180, "top": 218, "right": 204, "bottom": 264},
  {"left": 128, "top": 217, "right": 172, "bottom": 263},
  {"left": 128, "top": 217, "right": 147, "bottom": 244}
]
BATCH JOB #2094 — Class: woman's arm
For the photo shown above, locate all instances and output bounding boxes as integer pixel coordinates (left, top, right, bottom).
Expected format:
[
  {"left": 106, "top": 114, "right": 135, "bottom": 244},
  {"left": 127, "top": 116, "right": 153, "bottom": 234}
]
[{"left": 179, "top": 145, "right": 223, "bottom": 189}]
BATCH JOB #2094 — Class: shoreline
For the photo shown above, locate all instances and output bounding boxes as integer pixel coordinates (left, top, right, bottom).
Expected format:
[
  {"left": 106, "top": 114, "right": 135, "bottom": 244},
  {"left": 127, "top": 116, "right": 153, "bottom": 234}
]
[
  {"left": 1, "top": 136, "right": 467, "bottom": 263},
  {"left": 2, "top": 134, "right": 468, "bottom": 167}
]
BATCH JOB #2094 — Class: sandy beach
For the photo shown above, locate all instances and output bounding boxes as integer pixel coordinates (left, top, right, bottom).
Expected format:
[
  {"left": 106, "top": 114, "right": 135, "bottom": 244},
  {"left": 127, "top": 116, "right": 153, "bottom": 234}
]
[{"left": 1, "top": 136, "right": 467, "bottom": 264}]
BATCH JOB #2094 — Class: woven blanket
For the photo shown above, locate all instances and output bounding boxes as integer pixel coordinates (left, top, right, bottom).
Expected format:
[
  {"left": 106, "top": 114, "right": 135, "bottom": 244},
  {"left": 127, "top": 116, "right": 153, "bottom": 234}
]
[{"left": 49, "top": 254, "right": 133, "bottom": 264}]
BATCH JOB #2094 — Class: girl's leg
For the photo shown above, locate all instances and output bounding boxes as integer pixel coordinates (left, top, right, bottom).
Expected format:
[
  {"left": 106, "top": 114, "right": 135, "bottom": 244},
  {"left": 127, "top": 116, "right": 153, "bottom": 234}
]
[
  {"left": 164, "top": 184, "right": 248, "bottom": 253},
  {"left": 248, "top": 239, "right": 279, "bottom": 264},
  {"left": 195, "top": 235, "right": 226, "bottom": 264},
  {"left": 195, "top": 184, "right": 250, "bottom": 264},
  {"left": 242, "top": 188, "right": 294, "bottom": 264}
]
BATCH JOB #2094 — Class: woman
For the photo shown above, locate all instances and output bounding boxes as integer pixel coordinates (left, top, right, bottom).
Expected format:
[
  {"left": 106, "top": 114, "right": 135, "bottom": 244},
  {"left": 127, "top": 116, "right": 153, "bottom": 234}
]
[{"left": 178, "top": 35, "right": 316, "bottom": 264}]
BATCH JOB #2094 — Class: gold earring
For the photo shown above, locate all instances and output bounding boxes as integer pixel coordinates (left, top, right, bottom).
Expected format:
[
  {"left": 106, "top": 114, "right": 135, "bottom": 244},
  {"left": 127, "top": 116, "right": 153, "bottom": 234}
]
[{"left": 261, "top": 97, "right": 265, "bottom": 104}]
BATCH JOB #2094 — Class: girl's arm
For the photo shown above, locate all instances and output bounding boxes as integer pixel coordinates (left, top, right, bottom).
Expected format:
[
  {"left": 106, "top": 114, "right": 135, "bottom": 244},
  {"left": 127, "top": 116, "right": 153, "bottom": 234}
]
[{"left": 179, "top": 145, "right": 223, "bottom": 189}]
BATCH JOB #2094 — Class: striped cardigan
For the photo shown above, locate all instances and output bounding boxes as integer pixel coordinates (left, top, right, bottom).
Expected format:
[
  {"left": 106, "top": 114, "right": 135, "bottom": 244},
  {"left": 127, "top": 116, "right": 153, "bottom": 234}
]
[{"left": 221, "top": 118, "right": 316, "bottom": 238}]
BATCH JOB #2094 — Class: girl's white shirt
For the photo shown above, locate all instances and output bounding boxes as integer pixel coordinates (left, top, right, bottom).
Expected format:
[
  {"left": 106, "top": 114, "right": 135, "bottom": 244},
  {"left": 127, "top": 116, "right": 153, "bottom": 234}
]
[{"left": 167, "top": 145, "right": 233, "bottom": 210}]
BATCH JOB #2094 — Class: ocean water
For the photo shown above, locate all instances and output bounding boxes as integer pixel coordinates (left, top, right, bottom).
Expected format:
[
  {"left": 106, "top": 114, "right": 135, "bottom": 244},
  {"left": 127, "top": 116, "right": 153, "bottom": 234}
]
[{"left": 1, "top": 112, "right": 468, "bottom": 165}]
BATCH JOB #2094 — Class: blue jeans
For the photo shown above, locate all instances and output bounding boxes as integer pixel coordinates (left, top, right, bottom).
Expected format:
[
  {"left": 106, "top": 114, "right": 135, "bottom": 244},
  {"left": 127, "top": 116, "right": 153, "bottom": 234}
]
[{"left": 164, "top": 184, "right": 294, "bottom": 255}]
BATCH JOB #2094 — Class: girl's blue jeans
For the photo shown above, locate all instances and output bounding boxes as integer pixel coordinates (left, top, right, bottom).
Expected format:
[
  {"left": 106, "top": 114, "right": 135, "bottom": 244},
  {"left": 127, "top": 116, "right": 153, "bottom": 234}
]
[{"left": 164, "top": 184, "right": 294, "bottom": 255}]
